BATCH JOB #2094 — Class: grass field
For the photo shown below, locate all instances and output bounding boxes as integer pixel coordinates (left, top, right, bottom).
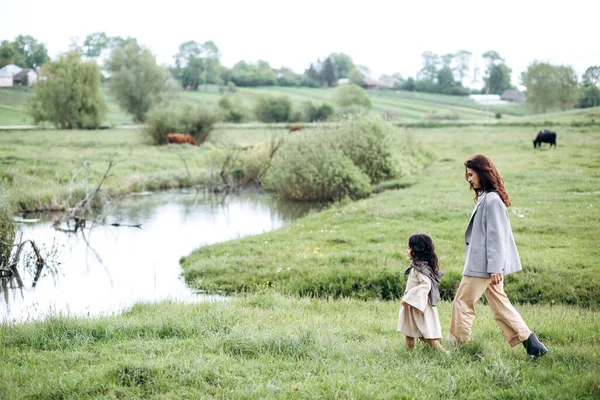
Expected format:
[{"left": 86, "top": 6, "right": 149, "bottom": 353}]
[
  {"left": 1, "top": 295, "right": 599, "bottom": 398},
  {"left": 1, "top": 109, "right": 599, "bottom": 398},
  {"left": 0, "top": 85, "right": 534, "bottom": 127}
]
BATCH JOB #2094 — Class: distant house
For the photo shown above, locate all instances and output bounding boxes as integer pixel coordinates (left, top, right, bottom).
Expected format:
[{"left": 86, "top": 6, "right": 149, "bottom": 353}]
[
  {"left": 0, "top": 64, "right": 23, "bottom": 87},
  {"left": 361, "top": 77, "right": 383, "bottom": 90},
  {"left": 13, "top": 69, "right": 38, "bottom": 86},
  {"left": 0, "top": 69, "right": 12, "bottom": 87},
  {"left": 0, "top": 64, "right": 38, "bottom": 87},
  {"left": 465, "top": 94, "right": 507, "bottom": 105},
  {"left": 500, "top": 89, "right": 524, "bottom": 102}
]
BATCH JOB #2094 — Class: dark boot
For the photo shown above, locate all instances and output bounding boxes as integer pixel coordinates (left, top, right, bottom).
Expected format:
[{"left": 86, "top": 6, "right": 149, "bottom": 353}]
[{"left": 523, "top": 331, "right": 548, "bottom": 358}]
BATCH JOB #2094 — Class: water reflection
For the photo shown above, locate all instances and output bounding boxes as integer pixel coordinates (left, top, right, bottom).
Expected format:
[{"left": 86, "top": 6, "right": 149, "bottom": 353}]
[{"left": 1, "top": 187, "right": 323, "bottom": 323}]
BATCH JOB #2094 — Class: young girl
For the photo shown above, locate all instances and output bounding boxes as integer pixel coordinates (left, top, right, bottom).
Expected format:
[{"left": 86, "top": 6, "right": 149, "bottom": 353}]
[{"left": 397, "top": 233, "right": 446, "bottom": 352}]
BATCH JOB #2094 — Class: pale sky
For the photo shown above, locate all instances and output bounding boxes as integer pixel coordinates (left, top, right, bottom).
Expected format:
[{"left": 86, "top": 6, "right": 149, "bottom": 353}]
[{"left": 1, "top": 0, "right": 598, "bottom": 88}]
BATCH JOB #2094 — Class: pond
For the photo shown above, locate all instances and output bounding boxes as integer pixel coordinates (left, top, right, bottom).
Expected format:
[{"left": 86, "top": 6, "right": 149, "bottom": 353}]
[{"left": 1, "top": 187, "right": 322, "bottom": 323}]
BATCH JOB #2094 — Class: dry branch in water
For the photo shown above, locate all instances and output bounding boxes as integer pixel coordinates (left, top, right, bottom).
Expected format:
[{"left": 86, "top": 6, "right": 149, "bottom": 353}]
[
  {"left": 0, "top": 234, "right": 45, "bottom": 287},
  {"left": 55, "top": 154, "right": 142, "bottom": 232}
]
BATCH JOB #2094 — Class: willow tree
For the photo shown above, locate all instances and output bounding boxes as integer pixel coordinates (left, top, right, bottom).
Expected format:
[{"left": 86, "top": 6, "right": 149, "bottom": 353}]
[{"left": 29, "top": 52, "right": 106, "bottom": 129}]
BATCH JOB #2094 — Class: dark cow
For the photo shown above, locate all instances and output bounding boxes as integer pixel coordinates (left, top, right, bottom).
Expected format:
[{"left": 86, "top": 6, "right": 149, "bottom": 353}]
[
  {"left": 533, "top": 129, "right": 557, "bottom": 148},
  {"left": 166, "top": 133, "right": 198, "bottom": 145}
]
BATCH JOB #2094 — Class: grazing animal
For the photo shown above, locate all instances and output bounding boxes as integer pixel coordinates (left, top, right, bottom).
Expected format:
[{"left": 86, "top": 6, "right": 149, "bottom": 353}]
[
  {"left": 533, "top": 129, "right": 557, "bottom": 148},
  {"left": 289, "top": 125, "right": 302, "bottom": 133},
  {"left": 166, "top": 133, "right": 198, "bottom": 145}
]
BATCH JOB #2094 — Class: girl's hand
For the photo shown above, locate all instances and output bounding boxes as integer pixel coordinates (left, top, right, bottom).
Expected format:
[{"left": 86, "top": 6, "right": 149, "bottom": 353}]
[{"left": 491, "top": 273, "right": 503, "bottom": 285}]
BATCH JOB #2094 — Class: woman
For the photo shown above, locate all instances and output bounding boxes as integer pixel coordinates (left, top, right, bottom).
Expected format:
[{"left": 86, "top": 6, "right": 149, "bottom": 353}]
[{"left": 448, "top": 154, "right": 548, "bottom": 358}]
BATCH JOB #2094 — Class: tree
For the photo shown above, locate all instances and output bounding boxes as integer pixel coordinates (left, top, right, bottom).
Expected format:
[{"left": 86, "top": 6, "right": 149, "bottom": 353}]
[
  {"left": 108, "top": 36, "right": 137, "bottom": 50},
  {"left": 83, "top": 32, "right": 109, "bottom": 60},
  {"left": 68, "top": 37, "right": 83, "bottom": 53},
  {"left": 321, "top": 57, "right": 336, "bottom": 87},
  {"left": 453, "top": 50, "right": 472, "bottom": 84},
  {"left": 172, "top": 40, "right": 222, "bottom": 89},
  {"left": 348, "top": 67, "right": 365, "bottom": 86},
  {"left": 482, "top": 51, "right": 512, "bottom": 94},
  {"left": 14, "top": 35, "right": 50, "bottom": 69},
  {"left": 437, "top": 67, "right": 456, "bottom": 93},
  {"left": 418, "top": 51, "right": 440, "bottom": 82},
  {"left": 441, "top": 53, "right": 454, "bottom": 69},
  {"left": 578, "top": 66, "right": 600, "bottom": 108},
  {"left": 402, "top": 77, "right": 416, "bottom": 91},
  {"left": 521, "top": 61, "right": 579, "bottom": 113},
  {"left": 0, "top": 40, "right": 25, "bottom": 68},
  {"left": 304, "top": 63, "right": 320, "bottom": 84},
  {"left": 329, "top": 52, "right": 355, "bottom": 80},
  {"left": 484, "top": 64, "right": 513, "bottom": 94},
  {"left": 105, "top": 40, "right": 168, "bottom": 122},
  {"left": 28, "top": 52, "right": 106, "bottom": 129}
]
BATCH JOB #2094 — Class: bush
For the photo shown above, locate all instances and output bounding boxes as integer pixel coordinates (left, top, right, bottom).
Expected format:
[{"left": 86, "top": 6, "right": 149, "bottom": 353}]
[
  {"left": 263, "top": 115, "right": 401, "bottom": 201},
  {"left": 145, "top": 104, "right": 220, "bottom": 145},
  {"left": 254, "top": 95, "right": 292, "bottom": 123},
  {"left": 332, "top": 84, "right": 372, "bottom": 110},
  {"left": 218, "top": 95, "right": 249, "bottom": 123},
  {"left": 263, "top": 132, "right": 372, "bottom": 202},
  {"left": 334, "top": 115, "right": 397, "bottom": 184},
  {"left": 179, "top": 104, "right": 221, "bottom": 144},
  {"left": 304, "top": 102, "right": 335, "bottom": 122},
  {"left": 237, "top": 144, "right": 272, "bottom": 184}
]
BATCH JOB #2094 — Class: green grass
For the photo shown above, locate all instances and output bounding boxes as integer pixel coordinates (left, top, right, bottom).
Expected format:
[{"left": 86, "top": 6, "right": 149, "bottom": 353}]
[
  {"left": 181, "top": 124, "right": 600, "bottom": 308},
  {"left": 4, "top": 84, "right": 600, "bottom": 128},
  {"left": 1, "top": 117, "right": 599, "bottom": 398},
  {"left": 1, "top": 295, "right": 599, "bottom": 398},
  {"left": 0, "top": 126, "right": 290, "bottom": 211}
]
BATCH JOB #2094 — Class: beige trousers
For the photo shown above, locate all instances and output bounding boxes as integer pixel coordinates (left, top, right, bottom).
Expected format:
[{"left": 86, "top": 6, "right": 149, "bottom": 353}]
[{"left": 448, "top": 276, "right": 531, "bottom": 347}]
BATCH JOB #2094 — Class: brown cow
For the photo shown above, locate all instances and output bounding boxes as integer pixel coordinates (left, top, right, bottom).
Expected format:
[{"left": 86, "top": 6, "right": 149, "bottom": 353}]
[
  {"left": 289, "top": 125, "right": 302, "bottom": 133},
  {"left": 166, "top": 133, "right": 198, "bottom": 145}
]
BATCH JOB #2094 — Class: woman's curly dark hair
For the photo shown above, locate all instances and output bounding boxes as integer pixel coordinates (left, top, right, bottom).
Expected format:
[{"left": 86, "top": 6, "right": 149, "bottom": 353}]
[{"left": 464, "top": 154, "right": 511, "bottom": 207}]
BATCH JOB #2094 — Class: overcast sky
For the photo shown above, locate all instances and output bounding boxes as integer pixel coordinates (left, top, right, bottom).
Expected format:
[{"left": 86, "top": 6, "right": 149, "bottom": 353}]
[{"left": 1, "top": 0, "right": 597, "bottom": 88}]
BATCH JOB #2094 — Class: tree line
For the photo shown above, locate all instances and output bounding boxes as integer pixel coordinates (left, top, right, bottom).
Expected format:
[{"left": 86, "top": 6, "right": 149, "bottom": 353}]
[{"left": 1, "top": 33, "right": 599, "bottom": 129}]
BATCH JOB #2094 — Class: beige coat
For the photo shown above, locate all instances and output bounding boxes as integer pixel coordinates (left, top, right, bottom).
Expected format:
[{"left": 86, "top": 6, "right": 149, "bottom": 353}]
[{"left": 397, "top": 268, "right": 442, "bottom": 339}]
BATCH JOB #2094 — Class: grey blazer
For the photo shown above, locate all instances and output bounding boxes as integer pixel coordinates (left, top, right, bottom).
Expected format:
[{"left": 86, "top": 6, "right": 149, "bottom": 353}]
[{"left": 463, "top": 191, "right": 522, "bottom": 277}]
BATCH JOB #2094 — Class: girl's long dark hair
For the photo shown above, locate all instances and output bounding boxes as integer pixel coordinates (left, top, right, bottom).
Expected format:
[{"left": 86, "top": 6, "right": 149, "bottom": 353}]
[
  {"left": 464, "top": 154, "right": 511, "bottom": 207},
  {"left": 408, "top": 233, "right": 440, "bottom": 271}
]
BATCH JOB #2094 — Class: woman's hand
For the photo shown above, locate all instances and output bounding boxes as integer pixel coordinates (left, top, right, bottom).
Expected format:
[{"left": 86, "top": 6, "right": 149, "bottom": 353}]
[{"left": 491, "top": 273, "right": 503, "bottom": 285}]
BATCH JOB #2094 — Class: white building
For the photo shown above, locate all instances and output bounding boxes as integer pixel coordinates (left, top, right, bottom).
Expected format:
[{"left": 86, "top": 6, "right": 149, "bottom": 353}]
[
  {"left": 0, "top": 64, "right": 24, "bottom": 87},
  {"left": 465, "top": 94, "right": 508, "bottom": 105}
]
